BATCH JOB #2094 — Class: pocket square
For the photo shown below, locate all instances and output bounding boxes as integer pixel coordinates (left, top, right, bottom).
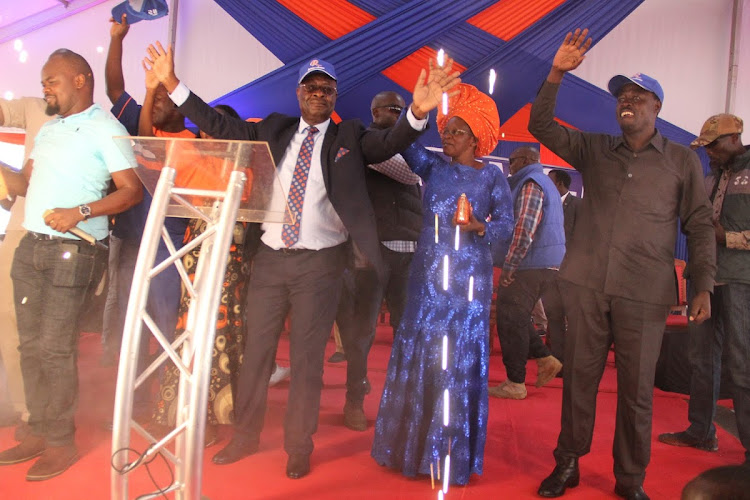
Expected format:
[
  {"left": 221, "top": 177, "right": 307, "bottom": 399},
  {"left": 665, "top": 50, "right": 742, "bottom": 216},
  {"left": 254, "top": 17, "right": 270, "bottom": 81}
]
[{"left": 335, "top": 147, "right": 350, "bottom": 161}]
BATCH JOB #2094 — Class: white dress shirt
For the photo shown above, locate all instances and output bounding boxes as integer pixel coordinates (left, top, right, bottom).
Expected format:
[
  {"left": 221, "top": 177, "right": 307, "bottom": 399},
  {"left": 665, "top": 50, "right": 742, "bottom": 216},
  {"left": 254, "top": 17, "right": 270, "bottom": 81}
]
[{"left": 169, "top": 82, "right": 427, "bottom": 250}]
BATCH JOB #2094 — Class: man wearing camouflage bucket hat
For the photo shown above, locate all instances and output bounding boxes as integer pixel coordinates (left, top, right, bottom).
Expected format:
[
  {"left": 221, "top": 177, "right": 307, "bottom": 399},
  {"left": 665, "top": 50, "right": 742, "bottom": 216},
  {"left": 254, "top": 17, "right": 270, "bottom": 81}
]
[{"left": 659, "top": 113, "right": 750, "bottom": 470}]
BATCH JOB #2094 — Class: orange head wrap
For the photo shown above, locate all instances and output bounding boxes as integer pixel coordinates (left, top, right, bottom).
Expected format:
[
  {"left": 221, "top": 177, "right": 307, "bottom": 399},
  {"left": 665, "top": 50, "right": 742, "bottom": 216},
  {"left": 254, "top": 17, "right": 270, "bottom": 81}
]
[{"left": 436, "top": 83, "right": 500, "bottom": 158}]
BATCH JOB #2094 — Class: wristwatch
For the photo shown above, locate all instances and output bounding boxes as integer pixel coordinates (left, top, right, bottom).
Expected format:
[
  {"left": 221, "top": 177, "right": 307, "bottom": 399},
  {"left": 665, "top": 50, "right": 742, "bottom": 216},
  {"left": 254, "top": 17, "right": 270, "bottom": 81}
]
[{"left": 78, "top": 204, "right": 92, "bottom": 220}]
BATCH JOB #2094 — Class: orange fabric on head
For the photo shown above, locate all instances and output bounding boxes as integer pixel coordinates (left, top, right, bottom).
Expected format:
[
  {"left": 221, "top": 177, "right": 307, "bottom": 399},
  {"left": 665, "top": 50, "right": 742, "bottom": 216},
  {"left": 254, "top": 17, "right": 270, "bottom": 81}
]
[{"left": 437, "top": 84, "right": 500, "bottom": 157}]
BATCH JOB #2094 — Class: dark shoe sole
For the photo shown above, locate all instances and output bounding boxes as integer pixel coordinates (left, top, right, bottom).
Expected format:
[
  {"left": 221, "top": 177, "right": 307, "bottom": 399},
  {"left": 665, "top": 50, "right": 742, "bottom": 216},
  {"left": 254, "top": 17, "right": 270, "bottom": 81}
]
[
  {"left": 538, "top": 475, "right": 580, "bottom": 497},
  {"left": 657, "top": 433, "right": 718, "bottom": 452}
]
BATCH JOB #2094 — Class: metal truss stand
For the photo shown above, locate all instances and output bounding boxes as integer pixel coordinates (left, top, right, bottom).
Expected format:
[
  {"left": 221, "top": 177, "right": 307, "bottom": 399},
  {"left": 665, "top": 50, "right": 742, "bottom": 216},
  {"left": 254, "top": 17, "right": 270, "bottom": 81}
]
[{"left": 111, "top": 165, "right": 246, "bottom": 499}]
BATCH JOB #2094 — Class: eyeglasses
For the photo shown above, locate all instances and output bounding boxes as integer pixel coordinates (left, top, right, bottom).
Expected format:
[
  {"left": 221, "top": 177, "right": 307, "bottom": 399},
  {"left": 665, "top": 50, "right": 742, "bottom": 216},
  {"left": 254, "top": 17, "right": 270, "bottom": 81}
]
[
  {"left": 298, "top": 84, "right": 337, "bottom": 96},
  {"left": 373, "top": 105, "right": 403, "bottom": 114},
  {"left": 441, "top": 128, "right": 471, "bottom": 137},
  {"left": 705, "top": 134, "right": 734, "bottom": 149}
]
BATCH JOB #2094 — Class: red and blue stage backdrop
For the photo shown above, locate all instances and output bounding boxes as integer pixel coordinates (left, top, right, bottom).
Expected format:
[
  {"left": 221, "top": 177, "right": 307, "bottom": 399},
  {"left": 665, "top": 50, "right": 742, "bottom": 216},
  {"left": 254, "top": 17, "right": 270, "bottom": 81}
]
[{"left": 204, "top": 0, "right": 705, "bottom": 260}]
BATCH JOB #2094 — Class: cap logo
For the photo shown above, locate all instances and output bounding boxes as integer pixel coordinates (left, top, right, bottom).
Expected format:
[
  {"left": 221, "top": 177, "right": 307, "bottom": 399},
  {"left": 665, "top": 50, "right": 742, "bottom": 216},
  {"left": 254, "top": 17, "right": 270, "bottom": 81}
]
[
  {"left": 631, "top": 73, "right": 643, "bottom": 82},
  {"left": 147, "top": 8, "right": 159, "bottom": 15},
  {"left": 310, "top": 60, "right": 319, "bottom": 67}
]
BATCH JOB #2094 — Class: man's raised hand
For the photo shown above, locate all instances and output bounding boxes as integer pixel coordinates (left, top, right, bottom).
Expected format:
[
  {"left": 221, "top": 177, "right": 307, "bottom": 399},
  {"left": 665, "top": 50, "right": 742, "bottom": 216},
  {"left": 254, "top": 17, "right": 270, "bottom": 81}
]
[
  {"left": 549, "top": 28, "right": 592, "bottom": 82},
  {"left": 109, "top": 14, "right": 130, "bottom": 39},
  {"left": 143, "top": 42, "right": 179, "bottom": 93}
]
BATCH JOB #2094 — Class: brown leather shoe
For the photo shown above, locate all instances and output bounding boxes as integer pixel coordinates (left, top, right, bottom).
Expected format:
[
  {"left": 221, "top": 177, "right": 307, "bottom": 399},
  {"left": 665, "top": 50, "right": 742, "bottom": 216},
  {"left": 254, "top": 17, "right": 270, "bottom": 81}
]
[
  {"left": 0, "top": 435, "right": 45, "bottom": 465},
  {"left": 488, "top": 380, "right": 527, "bottom": 400},
  {"left": 343, "top": 401, "right": 367, "bottom": 431},
  {"left": 536, "top": 356, "right": 563, "bottom": 388},
  {"left": 14, "top": 421, "right": 32, "bottom": 442},
  {"left": 26, "top": 444, "right": 78, "bottom": 481}
]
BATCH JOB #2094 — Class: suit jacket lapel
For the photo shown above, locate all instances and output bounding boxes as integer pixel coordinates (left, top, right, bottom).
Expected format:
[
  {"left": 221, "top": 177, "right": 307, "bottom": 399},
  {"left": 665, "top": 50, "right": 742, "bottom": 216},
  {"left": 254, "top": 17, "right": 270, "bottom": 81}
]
[
  {"left": 272, "top": 120, "right": 299, "bottom": 165},
  {"left": 320, "top": 121, "right": 337, "bottom": 189}
]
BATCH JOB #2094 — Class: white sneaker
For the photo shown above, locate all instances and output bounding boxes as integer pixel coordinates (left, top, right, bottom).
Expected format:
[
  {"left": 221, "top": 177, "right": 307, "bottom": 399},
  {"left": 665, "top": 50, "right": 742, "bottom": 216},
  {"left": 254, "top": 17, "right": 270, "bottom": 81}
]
[{"left": 269, "top": 364, "right": 290, "bottom": 387}]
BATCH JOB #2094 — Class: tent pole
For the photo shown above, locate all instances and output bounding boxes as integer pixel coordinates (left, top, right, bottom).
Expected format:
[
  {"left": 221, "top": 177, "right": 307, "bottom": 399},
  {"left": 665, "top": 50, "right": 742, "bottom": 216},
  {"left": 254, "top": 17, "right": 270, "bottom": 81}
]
[
  {"left": 168, "top": 0, "right": 180, "bottom": 50},
  {"left": 725, "top": 0, "right": 742, "bottom": 114}
]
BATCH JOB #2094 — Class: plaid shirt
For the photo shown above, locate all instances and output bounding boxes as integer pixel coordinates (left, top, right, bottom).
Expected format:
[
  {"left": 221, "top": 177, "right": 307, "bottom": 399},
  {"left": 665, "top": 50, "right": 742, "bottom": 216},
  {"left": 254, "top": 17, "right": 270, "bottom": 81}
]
[
  {"left": 503, "top": 181, "right": 544, "bottom": 275},
  {"left": 382, "top": 240, "right": 417, "bottom": 253},
  {"left": 368, "top": 153, "right": 422, "bottom": 185}
]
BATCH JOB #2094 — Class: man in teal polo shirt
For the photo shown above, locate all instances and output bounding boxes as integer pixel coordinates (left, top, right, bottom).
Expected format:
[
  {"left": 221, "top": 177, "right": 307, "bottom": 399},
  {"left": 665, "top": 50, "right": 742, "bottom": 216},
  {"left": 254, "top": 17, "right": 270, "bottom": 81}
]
[{"left": 0, "top": 49, "right": 141, "bottom": 481}]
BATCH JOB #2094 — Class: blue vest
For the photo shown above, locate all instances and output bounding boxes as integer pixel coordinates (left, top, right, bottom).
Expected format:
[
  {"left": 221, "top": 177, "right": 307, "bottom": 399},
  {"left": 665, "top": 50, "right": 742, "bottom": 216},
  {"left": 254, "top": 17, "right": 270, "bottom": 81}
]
[{"left": 507, "top": 163, "right": 566, "bottom": 270}]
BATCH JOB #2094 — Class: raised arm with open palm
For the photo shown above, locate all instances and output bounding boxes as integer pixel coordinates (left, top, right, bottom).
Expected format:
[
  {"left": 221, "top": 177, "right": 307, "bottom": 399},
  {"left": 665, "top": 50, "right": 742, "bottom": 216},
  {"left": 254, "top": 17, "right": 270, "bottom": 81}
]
[{"left": 548, "top": 28, "right": 593, "bottom": 83}]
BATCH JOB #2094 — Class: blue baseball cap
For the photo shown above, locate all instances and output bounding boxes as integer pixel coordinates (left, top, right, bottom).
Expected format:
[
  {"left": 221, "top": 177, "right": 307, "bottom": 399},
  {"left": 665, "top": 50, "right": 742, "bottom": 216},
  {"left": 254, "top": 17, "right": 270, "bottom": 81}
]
[
  {"left": 297, "top": 58, "right": 337, "bottom": 84},
  {"left": 608, "top": 73, "right": 664, "bottom": 103},
  {"left": 111, "top": 0, "right": 168, "bottom": 24}
]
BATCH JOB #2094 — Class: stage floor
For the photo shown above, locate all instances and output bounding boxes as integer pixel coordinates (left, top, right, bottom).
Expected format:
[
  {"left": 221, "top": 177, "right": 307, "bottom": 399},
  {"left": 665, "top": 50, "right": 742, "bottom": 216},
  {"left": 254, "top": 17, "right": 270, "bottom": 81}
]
[{"left": 0, "top": 326, "right": 745, "bottom": 499}]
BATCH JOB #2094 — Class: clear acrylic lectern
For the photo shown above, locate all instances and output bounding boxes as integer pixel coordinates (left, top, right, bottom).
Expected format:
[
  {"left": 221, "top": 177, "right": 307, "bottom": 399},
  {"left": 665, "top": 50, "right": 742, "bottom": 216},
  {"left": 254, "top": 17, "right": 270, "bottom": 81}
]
[{"left": 110, "top": 137, "right": 290, "bottom": 500}]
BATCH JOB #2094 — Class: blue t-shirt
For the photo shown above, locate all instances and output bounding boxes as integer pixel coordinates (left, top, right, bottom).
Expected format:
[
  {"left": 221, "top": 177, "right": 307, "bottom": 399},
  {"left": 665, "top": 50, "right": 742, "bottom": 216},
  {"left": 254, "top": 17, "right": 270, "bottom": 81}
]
[
  {"left": 110, "top": 91, "right": 189, "bottom": 242},
  {"left": 26, "top": 104, "right": 132, "bottom": 241}
]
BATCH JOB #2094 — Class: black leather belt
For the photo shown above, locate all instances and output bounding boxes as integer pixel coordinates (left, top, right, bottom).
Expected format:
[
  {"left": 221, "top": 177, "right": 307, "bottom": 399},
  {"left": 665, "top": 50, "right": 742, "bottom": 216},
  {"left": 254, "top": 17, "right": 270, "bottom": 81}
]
[
  {"left": 260, "top": 242, "right": 314, "bottom": 255},
  {"left": 277, "top": 246, "right": 314, "bottom": 255},
  {"left": 27, "top": 231, "right": 109, "bottom": 249}
]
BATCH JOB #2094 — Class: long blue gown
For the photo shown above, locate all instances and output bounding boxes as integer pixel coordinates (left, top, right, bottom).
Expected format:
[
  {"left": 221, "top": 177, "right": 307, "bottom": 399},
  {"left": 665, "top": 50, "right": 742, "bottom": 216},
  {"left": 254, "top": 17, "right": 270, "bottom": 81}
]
[{"left": 371, "top": 144, "right": 514, "bottom": 485}]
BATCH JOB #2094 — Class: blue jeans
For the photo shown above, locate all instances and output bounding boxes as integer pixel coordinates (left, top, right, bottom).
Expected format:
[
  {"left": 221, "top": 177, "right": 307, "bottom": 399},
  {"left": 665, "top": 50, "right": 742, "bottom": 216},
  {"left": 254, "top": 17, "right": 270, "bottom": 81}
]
[
  {"left": 687, "top": 283, "right": 750, "bottom": 461},
  {"left": 11, "top": 234, "right": 107, "bottom": 446}
]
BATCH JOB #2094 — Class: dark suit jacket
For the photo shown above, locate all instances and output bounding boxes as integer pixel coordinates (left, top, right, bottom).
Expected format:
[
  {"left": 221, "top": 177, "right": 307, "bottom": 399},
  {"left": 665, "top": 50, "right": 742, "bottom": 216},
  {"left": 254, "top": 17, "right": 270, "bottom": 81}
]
[
  {"left": 178, "top": 92, "right": 425, "bottom": 280},
  {"left": 562, "top": 193, "right": 582, "bottom": 245}
]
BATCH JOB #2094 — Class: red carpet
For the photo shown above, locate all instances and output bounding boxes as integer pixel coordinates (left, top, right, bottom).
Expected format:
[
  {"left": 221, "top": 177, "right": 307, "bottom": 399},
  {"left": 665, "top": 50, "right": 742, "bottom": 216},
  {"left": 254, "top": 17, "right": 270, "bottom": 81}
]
[{"left": 0, "top": 327, "right": 745, "bottom": 499}]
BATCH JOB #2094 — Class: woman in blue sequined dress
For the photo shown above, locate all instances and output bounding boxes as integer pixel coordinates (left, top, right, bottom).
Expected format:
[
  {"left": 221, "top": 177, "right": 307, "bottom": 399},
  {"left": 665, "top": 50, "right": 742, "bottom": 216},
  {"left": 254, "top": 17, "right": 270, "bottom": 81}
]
[{"left": 371, "top": 84, "right": 514, "bottom": 485}]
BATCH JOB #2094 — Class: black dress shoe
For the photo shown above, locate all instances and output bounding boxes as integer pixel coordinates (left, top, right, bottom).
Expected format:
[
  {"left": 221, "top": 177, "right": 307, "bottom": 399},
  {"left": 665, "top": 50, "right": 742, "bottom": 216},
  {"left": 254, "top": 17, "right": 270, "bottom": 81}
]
[
  {"left": 614, "top": 484, "right": 649, "bottom": 500},
  {"left": 286, "top": 453, "right": 310, "bottom": 479},
  {"left": 657, "top": 431, "right": 718, "bottom": 451},
  {"left": 212, "top": 438, "right": 259, "bottom": 465},
  {"left": 538, "top": 458, "right": 579, "bottom": 497}
]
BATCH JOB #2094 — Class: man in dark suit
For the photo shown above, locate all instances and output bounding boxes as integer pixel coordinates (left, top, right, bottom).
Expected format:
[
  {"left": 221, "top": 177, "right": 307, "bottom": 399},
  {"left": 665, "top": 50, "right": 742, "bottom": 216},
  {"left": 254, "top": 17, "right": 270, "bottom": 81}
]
[
  {"left": 542, "top": 169, "right": 582, "bottom": 362},
  {"left": 145, "top": 42, "right": 459, "bottom": 479},
  {"left": 549, "top": 169, "right": 581, "bottom": 243}
]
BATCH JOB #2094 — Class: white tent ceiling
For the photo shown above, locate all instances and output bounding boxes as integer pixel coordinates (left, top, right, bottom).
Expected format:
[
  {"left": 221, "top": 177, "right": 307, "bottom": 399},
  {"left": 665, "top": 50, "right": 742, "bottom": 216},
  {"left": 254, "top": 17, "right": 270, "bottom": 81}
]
[{"left": 0, "top": 0, "right": 748, "bottom": 136}]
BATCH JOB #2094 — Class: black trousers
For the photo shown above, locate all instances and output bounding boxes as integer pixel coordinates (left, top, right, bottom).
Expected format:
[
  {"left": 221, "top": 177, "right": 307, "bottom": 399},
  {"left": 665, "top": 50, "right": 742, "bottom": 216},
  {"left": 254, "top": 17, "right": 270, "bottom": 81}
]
[
  {"left": 231, "top": 243, "right": 346, "bottom": 456},
  {"left": 542, "top": 276, "right": 566, "bottom": 362},
  {"left": 336, "top": 246, "right": 414, "bottom": 404},
  {"left": 553, "top": 280, "right": 669, "bottom": 488},
  {"left": 496, "top": 268, "right": 556, "bottom": 383}
]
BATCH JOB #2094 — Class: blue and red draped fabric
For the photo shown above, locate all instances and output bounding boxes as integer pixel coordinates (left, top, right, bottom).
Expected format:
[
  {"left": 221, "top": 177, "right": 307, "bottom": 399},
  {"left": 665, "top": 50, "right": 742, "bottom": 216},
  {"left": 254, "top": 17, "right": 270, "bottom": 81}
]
[
  {"left": 209, "top": 0, "right": 707, "bottom": 155},
  {"left": 212, "top": 0, "right": 699, "bottom": 259}
]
